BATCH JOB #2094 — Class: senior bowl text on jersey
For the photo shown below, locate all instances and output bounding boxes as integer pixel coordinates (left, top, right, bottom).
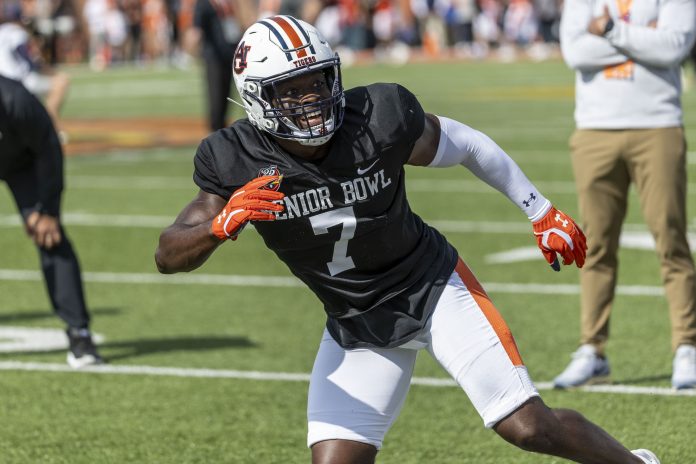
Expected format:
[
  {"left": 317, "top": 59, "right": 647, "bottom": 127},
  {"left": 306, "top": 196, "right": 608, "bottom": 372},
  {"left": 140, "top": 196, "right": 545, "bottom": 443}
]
[{"left": 273, "top": 169, "right": 392, "bottom": 221}]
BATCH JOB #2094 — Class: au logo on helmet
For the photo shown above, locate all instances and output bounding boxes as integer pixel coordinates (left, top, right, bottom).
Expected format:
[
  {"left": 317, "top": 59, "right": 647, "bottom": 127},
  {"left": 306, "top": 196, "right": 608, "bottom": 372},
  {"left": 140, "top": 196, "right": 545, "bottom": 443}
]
[
  {"left": 234, "top": 42, "right": 251, "bottom": 74},
  {"left": 258, "top": 165, "right": 282, "bottom": 191}
]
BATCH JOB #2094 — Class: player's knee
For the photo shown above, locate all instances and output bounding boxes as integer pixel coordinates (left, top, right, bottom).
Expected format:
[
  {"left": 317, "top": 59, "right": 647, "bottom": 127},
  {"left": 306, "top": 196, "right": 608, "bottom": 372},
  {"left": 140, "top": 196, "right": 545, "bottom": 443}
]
[
  {"left": 505, "top": 419, "right": 560, "bottom": 452},
  {"left": 312, "top": 455, "right": 375, "bottom": 464},
  {"left": 495, "top": 405, "right": 562, "bottom": 453},
  {"left": 311, "top": 439, "right": 377, "bottom": 464}
]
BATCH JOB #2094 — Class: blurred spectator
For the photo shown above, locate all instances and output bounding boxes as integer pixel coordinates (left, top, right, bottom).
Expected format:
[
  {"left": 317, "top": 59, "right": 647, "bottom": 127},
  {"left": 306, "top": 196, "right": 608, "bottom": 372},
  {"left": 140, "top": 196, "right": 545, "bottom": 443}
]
[
  {"left": 258, "top": 0, "right": 282, "bottom": 17},
  {"left": 175, "top": 0, "right": 196, "bottom": 66},
  {"left": 303, "top": 0, "right": 371, "bottom": 51},
  {"left": 0, "top": 0, "right": 70, "bottom": 127},
  {"left": 534, "top": 0, "right": 559, "bottom": 43},
  {"left": 372, "top": 0, "right": 411, "bottom": 64},
  {"left": 82, "top": 0, "right": 108, "bottom": 69},
  {"left": 340, "top": 0, "right": 370, "bottom": 50},
  {"left": 473, "top": 0, "right": 502, "bottom": 56},
  {"left": 164, "top": 0, "right": 181, "bottom": 59},
  {"left": 185, "top": 0, "right": 254, "bottom": 131},
  {"left": 104, "top": 0, "right": 128, "bottom": 63},
  {"left": 121, "top": 0, "right": 143, "bottom": 62},
  {"left": 27, "top": 0, "right": 78, "bottom": 65},
  {"left": 5, "top": 0, "right": 568, "bottom": 67},
  {"left": 303, "top": 0, "right": 343, "bottom": 46},
  {"left": 498, "top": 0, "right": 537, "bottom": 61},
  {"left": 259, "top": 0, "right": 303, "bottom": 17},
  {"left": 411, "top": 0, "right": 449, "bottom": 57},
  {"left": 178, "top": 0, "right": 195, "bottom": 32},
  {"left": 443, "top": 0, "right": 476, "bottom": 57},
  {"left": 503, "top": 0, "right": 537, "bottom": 46},
  {"left": 142, "top": 0, "right": 170, "bottom": 64}
]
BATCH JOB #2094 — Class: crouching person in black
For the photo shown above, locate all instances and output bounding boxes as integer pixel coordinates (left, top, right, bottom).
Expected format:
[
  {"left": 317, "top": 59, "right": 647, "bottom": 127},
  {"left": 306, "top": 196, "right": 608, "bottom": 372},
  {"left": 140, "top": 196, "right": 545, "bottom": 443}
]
[{"left": 0, "top": 76, "right": 102, "bottom": 367}]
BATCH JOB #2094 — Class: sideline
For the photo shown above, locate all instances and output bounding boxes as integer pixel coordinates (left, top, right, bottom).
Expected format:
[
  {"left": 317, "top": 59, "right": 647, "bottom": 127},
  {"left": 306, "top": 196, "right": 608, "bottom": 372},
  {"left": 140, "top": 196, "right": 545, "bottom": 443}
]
[{"left": 0, "top": 360, "right": 692, "bottom": 397}]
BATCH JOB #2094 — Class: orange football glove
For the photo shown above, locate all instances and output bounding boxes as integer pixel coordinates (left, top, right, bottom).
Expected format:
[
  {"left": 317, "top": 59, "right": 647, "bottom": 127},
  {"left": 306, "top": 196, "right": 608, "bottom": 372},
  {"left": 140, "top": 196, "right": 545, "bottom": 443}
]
[
  {"left": 532, "top": 206, "right": 587, "bottom": 271},
  {"left": 212, "top": 175, "right": 285, "bottom": 241}
]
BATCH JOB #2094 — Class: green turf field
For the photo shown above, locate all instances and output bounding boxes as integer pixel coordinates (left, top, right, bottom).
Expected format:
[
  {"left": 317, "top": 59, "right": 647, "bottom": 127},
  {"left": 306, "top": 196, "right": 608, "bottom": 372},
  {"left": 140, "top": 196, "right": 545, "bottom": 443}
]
[{"left": 1, "top": 60, "right": 696, "bottom": 463}]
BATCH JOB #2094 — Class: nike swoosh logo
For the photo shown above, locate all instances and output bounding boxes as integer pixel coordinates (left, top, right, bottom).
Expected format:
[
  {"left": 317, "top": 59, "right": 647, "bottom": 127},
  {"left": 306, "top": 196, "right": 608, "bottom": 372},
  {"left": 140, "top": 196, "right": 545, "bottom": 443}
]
[{"left": 356, "top": 159, "right": 379, "bottom": 176}]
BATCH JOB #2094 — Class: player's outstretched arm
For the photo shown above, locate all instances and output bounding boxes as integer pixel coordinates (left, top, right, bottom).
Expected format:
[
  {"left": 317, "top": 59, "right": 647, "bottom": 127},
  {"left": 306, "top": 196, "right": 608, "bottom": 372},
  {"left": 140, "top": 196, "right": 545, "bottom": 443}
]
[
  {"left": 155, "top": 190, "right": 227, "bottom": 274},
  {"left": 155, "top": 176, "right": 285, "bottom": 273},
  {"left": 407, "top": 113, "right": 586, "bottom": 270}
]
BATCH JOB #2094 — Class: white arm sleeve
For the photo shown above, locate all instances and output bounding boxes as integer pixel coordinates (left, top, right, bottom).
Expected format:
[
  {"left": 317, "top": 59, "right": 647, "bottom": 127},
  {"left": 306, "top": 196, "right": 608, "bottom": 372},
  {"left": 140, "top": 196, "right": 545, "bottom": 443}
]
[{"left": 428, "top": 116, "right": 551, "bottom": 221}]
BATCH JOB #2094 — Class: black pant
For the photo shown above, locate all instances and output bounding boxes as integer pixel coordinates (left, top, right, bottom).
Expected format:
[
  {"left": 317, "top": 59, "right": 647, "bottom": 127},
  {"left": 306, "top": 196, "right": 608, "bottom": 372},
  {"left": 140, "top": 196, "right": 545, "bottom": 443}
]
[
  {"left": 5, "top": 167, "right": 90, "bottom": 329},
  {"left": 204, "top": 56, "right": 233, "bottom": 132}
]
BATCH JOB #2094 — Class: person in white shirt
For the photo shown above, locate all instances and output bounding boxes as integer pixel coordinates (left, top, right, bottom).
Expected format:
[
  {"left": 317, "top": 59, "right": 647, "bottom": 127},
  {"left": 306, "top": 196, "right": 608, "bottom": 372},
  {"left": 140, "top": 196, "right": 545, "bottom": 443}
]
[{"left": 557, "top": 0, "right": 696, "bottom": 390}]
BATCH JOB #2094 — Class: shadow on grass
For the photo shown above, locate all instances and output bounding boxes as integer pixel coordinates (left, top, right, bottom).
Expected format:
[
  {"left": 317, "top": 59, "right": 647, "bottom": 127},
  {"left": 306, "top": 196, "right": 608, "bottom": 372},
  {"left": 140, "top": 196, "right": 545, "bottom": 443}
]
[
  {"left": 101, "top": 335, "right": 256, "bottom": 362},
  {"left": 0, "top": 307, "right": 123, "bottom": 323},
  {"left": 0, "top": 334, "right": 255, "bottom": 362}
]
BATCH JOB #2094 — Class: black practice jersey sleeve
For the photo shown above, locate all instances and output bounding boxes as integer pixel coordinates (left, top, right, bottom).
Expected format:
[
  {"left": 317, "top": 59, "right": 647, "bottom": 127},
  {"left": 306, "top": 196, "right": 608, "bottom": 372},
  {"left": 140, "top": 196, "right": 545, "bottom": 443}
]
[
  {"left": 193, "top": 138, "right": 226, "bottom": 198},
  {"left": 192, "top": 83, "right": 457, "bottom": 348}
]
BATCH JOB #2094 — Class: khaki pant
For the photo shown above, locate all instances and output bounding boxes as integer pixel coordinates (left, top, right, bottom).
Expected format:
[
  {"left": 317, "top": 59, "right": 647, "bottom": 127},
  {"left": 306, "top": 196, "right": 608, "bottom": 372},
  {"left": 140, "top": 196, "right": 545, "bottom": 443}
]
[{"left": 570, "top": 128, "right": 696, "bottom": 353}]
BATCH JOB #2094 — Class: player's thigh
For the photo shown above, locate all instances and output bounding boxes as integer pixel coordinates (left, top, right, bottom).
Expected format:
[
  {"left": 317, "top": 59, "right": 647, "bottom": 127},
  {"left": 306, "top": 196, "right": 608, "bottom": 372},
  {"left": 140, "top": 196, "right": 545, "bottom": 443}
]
[
  {"left": 426, "top": 260, "right": 539, "bottom": 429},
  {"left": 307, "top": 329, "right": 417, "bottom": 450}
]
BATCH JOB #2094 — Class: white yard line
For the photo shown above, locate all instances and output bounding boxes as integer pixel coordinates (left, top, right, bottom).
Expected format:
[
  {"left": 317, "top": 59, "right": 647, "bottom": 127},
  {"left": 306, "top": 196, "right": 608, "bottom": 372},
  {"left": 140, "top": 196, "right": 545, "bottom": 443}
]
[
  {"left": 0, "top": 269, "right": 302, "bottom": 287},
  {"left": 0, "top": 268, "right": 665, "bottom": 296},
  {"left": 0, "top": 212, "right": 173, "bottom": 228},
  {"left": 0, "top": 214, "right": 662, "bottom": 232},
  {"left": 0, "top": 360, "right": 692, "bottom": 397},
  {"left": 58, "top": 175, "right": 696, "bottom": 195}
]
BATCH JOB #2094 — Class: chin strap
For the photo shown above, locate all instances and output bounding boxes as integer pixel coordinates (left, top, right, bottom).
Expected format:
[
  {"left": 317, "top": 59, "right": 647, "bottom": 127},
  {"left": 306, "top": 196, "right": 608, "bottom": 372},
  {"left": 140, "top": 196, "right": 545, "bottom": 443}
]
[
  {"left": 297, "top": 133, "right": 334, "bottom": 146},
  {"left": 226, "top": 97, "right": 246, "bottom": 109}
]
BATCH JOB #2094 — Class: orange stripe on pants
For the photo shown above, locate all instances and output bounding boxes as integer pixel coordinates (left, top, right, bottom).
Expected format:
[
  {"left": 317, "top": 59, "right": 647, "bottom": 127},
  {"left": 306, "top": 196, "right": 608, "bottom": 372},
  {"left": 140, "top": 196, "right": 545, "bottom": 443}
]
[{"left": 454, "top": 258, "right": 524, "bottom": 366}]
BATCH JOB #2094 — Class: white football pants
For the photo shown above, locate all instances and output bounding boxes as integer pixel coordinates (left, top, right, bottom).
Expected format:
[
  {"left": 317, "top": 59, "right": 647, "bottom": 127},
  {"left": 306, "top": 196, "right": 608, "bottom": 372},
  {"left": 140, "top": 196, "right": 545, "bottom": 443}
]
[{"left": 307, "top": 259, "right": 539, "bottom": 449}]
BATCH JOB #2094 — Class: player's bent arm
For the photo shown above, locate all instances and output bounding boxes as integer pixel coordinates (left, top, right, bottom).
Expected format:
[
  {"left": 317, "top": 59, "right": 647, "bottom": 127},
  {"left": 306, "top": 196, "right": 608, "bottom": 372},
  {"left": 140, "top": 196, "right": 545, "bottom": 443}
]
[
  {"left": 155, "top": 190, "right": 226, "bottom": 274},
  {"left": 407, "top": 113, "right": 550, "bottom": 220},
  {"left": 407, "top": 113, "right": 587, "bottom": 269}
]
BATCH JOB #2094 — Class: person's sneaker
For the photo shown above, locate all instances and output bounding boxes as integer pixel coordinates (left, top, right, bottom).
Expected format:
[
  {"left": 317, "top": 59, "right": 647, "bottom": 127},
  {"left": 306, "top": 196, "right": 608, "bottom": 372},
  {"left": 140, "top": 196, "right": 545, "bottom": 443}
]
[
  {"left": 553, "top": 344, "right": 610, "bottom": 388},
  {"left": 66, "top": 328, "right": 104, "bottom": 368},
  {"left": 631, "top": 449, "right": 660, "bottom": 464},
  {"left": 671, "top": 344, "right": 696, "bottom": 389}
]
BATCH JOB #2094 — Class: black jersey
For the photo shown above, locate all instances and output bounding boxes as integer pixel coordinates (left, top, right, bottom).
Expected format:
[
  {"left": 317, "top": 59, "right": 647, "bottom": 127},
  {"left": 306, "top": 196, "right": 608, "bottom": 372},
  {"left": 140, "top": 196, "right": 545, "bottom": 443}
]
[{"left": 194, "top": 83, "right": 458, "bottom": 348}]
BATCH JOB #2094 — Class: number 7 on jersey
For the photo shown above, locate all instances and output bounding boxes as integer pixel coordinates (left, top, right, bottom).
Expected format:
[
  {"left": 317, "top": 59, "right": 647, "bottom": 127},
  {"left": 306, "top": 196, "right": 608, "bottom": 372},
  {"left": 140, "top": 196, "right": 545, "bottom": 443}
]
[{"left": 309, "top": 207, "right": 356, "bottom": 276}]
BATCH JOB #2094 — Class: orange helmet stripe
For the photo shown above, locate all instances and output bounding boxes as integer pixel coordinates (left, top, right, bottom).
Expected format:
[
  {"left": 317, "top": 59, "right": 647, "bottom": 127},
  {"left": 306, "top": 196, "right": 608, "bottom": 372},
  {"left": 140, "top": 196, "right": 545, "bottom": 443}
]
[{"left": 270, "top": 16, "right": 308, "bottom": 58}]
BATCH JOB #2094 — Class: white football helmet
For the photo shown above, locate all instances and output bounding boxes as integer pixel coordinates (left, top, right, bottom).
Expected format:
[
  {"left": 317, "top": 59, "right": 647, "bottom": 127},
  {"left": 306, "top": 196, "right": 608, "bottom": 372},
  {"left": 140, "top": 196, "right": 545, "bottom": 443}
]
[{"left": 232, "top": 15, "right": 345, "bottom": 146}]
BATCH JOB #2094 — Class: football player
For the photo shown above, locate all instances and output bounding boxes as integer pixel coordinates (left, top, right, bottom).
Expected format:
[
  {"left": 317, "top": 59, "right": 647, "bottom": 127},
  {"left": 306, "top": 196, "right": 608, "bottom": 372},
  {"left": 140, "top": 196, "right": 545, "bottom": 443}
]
[{"left": 156, "top": 15, "right": 659, "bottom": 464}]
